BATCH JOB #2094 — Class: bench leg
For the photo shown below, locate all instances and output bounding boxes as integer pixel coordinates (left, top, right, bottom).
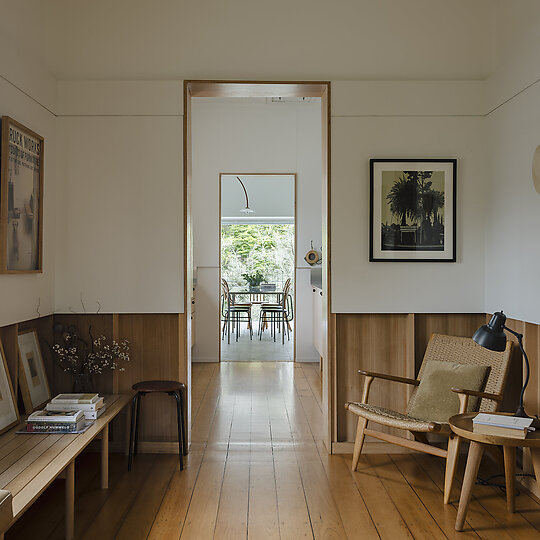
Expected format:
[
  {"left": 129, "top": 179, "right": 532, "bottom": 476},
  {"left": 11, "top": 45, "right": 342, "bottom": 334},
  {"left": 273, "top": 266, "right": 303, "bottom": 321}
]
[
  {"left": 66, "top": 460, "right": 75, "bottom": 540},
  {"left": 101, "top": 424, "right": 109, "bottom": 489}
]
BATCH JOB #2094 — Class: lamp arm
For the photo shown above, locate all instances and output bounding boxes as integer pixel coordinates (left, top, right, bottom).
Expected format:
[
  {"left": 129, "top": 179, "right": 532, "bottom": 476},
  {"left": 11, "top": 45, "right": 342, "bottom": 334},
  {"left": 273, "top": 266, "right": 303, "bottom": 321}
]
[
  {"left": 504, "top": 325, "right": 530, "bottom": 414},
  {"left": 236, "top": 176, "right": 250, "bottom": 208}
]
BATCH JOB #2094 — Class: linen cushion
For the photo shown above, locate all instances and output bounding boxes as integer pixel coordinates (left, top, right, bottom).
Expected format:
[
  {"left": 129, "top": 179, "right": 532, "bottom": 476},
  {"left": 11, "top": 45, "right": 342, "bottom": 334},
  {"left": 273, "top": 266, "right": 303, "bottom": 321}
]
[{"left": 408, "top": 360, "right": 488, "bottom": 423}]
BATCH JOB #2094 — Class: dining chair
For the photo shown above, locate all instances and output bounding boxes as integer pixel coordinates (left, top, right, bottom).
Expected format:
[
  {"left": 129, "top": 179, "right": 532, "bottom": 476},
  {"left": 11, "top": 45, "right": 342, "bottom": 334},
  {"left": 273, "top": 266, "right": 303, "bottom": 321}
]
[
  {"left": 259, "top": 280, "right": 292, "bottom": 344},
  {"left": 260, "top": 279, "right": 291, "bottom": 332},
  {"left": 222, "top": 281, "right": 253, "bottom": 343}
]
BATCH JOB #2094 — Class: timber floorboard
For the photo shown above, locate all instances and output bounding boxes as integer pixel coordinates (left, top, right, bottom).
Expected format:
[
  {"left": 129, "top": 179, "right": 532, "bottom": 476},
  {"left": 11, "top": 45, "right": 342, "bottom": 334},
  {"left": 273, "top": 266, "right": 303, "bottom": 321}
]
[{"left": 7, "top": 361, "right": 540, "bottom": 539}]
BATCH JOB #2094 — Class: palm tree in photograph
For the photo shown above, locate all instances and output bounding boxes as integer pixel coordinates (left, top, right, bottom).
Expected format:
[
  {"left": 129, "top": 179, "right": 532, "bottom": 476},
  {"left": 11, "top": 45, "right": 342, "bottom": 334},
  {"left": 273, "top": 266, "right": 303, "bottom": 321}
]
[{"left": 386, "top": 175, "right": 419, "bottom": 226}]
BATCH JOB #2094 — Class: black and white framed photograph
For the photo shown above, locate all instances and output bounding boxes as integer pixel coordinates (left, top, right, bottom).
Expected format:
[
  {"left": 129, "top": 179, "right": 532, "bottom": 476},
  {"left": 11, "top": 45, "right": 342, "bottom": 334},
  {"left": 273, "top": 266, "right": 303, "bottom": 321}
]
[{"left": 370, "top": 159, "right": 456, "bottom": 262}]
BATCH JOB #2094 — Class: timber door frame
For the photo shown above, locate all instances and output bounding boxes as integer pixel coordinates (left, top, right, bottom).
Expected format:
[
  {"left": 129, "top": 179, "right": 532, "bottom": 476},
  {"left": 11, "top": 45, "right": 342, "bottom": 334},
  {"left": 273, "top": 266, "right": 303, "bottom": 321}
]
[{"left": 183, "top": 81, "right": 334, "bottom": 452}]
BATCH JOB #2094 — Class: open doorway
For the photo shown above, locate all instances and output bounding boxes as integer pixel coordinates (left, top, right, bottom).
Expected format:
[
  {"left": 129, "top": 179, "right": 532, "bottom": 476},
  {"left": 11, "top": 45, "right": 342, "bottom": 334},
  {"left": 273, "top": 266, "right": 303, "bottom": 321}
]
[
  {"left": 220, "top": 174, "right": 295, "bottom": 361},
  {"left": 185, "top": 81, "right": 333, "bottom": 451}
]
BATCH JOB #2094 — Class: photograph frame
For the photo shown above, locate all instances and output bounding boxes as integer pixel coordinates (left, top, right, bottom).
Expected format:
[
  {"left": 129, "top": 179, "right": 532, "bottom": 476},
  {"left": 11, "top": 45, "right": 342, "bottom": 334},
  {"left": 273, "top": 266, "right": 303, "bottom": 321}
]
[
  {"left": 0, "top": 116, "right": 44, "bottom": 274},
  {"left": 17, "top": 329, "right": 50, "bottom": 413},
  {"left": 369, "top": 158, "right": 457, "bottom": 262},
  {"left": 0, "top": 339, "right": 20, "bottom": 435}
]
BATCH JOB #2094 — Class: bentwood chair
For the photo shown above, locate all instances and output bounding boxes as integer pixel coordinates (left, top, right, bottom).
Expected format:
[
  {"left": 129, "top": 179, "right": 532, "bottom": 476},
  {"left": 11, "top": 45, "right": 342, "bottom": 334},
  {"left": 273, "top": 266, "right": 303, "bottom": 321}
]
[
  {"left": 222, "top": 281, "right": 253, "bottom": 343},
  {"left": 259, "top": 278, "right": 292, "bottom": 331},
  {"left": 345, "top": 333, "right": 513, "bottom": 504},
  {"left": 259, "top": 280, "right": 292, "bottom": 344}
]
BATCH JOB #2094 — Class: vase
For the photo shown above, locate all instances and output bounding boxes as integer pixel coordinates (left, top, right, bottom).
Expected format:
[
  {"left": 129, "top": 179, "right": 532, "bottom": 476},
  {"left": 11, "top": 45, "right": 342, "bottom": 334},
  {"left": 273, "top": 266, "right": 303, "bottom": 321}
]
[{"left": 72, "top": 373, "right": 94, "bottom": 393}]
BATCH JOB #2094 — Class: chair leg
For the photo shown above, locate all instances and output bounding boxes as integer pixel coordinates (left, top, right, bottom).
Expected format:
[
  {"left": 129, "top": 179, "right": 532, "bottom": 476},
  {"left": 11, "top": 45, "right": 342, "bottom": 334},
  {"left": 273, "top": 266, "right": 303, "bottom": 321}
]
[
  {"left": 134, "top": 392, "right": 143, "bottom": 456},
  {"left": 128, "top": 392, "right": 139, "bottom": 471},
  {"left": 444, "top": 434, "right": 461, "bottom": 504},
  {"left": 179, "top": 387, "right": 188, "bottom": 455},
  {"left": 170, "top": 391, "right": 184, "bottom": 470},
  {"left": 352, "top": 416, "right": 368, "bottom": 472}
]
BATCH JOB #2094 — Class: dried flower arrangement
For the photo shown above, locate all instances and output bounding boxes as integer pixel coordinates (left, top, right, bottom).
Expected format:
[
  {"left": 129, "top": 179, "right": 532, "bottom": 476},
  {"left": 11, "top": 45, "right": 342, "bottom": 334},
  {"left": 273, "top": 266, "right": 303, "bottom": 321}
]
[{"left": 51, "top": 325, "right": 130, "bottom": 391}]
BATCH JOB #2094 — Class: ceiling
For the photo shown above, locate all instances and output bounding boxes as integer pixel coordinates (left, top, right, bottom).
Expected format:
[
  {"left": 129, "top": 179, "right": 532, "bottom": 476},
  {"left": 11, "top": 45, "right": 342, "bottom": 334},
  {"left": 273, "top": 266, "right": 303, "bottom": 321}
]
[{"left": 42, "top": 0, "right": 494, "bottom": 81}]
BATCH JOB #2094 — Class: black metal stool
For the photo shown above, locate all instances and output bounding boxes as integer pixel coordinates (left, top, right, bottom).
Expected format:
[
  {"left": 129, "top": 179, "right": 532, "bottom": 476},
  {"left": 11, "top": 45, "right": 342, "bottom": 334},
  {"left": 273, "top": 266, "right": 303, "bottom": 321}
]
[{"left": 128, "top": 380, "right": 187, "bottom": 471}]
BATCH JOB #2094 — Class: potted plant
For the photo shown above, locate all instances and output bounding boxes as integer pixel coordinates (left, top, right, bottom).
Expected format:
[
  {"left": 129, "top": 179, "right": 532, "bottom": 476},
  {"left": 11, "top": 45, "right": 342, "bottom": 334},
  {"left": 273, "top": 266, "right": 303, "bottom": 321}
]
[{"left": 241, "top": 270, "right": 266, "bottom": 291}]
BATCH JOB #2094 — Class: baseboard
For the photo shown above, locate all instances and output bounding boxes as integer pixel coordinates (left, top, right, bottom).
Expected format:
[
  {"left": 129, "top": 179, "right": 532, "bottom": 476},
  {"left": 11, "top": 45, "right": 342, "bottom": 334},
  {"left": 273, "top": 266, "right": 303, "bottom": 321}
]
[
  {"left": 192, "top": 357, "right": 218, "bottom": 363},
  {"left": 295, "top": 357, "right": 320, "bottom": 363},
  {"left": 332, "top": 441, "right": 417, "bottom": 455}
]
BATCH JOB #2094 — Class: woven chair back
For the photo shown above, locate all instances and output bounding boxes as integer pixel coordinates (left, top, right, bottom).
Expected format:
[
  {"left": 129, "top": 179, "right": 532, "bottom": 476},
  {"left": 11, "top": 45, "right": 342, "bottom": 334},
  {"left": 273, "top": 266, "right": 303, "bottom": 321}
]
[{"left": 407, "top": 333, "right": 513, "bottom": 414}]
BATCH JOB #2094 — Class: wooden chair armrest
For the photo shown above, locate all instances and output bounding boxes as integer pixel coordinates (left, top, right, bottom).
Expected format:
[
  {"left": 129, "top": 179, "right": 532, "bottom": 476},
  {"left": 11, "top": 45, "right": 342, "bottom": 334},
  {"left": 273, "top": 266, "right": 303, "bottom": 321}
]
[
  {"left": 451, "top": 388, "right": 503, "bottom": 402},
  {"left": 358, "top": 370, "right": 419, "bottom": 386}
]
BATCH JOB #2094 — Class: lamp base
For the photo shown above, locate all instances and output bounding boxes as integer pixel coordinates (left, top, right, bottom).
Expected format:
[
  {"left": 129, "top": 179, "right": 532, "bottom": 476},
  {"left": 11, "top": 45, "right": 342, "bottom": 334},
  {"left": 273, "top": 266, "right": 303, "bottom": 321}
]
[{"left": 514, "top": 406, "right": 530, "bottom": 418}]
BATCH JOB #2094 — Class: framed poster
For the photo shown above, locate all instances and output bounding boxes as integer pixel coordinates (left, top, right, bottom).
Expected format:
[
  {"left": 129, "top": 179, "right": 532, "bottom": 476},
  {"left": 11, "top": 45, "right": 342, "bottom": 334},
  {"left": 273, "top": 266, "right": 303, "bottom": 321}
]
[
  {"left": 0, "top": 116, "right": 44, "bottom": 273},
  {"left": 0, "top": 340, "right": 19, "bottom": 435},
  {"left": 17, "top": 329, "right": 50, "bottom": 413},
  {"left": 370, "top": 159, "right": 457, "bottom": 262}
]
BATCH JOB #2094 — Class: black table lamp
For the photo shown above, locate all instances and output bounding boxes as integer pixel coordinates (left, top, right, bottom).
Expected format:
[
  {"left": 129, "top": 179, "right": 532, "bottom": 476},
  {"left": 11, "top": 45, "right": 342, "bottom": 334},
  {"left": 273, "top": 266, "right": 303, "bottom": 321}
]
[{"left": 473, "top": 311, "right": 530, "bottom": 418}]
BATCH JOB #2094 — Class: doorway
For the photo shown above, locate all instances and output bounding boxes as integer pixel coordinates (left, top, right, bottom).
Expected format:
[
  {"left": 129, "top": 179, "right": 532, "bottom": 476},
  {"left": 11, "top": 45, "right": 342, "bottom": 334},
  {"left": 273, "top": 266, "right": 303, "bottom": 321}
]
[
  {"left": 220, "top": 174, "right": 296, "bottom": 362},
  {"left": 184, "top": 81, "right": 333, "bottom": 451}
]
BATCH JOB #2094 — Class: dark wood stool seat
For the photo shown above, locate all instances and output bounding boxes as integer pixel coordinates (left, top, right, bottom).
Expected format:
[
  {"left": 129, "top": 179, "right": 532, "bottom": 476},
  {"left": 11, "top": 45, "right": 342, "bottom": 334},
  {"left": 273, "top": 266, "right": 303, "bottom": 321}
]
[
  {"left": 132, "top": 380, "right": 185, "bottom": 393},
  {"left": 128, "top": 379, "right": 187, "bottom": 472}
]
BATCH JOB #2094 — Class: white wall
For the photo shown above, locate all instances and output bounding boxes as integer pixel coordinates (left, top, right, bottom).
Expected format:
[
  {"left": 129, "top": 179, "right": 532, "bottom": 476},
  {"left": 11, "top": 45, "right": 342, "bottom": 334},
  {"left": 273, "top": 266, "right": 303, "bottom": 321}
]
[
  {"left": 0, "top": 2, "right": 57, "bottom": 326},
  {"left": 331, "top": 81, "right": 488, "bottom": 313},
  {"left": 483, "top": 2, "right": 540, "bottom": 325},
  {"left": 54, "top": 81, "right": 184, "bottom": 313},
  {"left": 192, "top": 99, "right": 322, "bottom": 362}
]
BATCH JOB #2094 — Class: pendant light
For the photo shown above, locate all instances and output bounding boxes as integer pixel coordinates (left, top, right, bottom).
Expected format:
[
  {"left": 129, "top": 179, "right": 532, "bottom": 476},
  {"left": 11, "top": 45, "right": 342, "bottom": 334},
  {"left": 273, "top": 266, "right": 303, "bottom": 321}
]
[{"left": 237, "top": 176, "right": 254, "bottom": 214}]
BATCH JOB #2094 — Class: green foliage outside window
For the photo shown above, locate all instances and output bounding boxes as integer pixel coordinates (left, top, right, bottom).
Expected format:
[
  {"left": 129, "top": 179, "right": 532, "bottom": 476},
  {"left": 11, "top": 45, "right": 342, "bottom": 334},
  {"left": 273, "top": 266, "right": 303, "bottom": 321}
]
[{"left": 221, "top": 224, "right": 294, "bottom": 288}]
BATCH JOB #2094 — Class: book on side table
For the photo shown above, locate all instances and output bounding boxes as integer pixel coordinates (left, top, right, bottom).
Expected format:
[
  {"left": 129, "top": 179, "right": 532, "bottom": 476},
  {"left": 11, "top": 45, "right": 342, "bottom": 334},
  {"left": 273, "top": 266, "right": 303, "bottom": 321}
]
[{"left": 473, "top": 413, "right": 535, "bottom": 439}]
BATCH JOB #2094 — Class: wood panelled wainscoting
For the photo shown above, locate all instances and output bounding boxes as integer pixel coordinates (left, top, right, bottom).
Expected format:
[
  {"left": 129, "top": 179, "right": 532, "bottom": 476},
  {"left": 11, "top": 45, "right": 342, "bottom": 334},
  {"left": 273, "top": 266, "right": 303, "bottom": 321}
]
[
  {"left": 0, "top": 311, "right": 537, "bottom": 459},
  {"left": 0, "top": 313, "right": 188, "bottom": 452},
  {"left": 335, "top": 313, "right": 528, "bottom": 448}
]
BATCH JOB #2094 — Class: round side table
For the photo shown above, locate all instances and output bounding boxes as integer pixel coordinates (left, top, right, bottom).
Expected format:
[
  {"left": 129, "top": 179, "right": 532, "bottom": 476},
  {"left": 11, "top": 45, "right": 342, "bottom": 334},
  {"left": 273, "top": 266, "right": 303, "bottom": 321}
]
[{"left": 449, "top": 412, "right": 540, "bottom": 531}]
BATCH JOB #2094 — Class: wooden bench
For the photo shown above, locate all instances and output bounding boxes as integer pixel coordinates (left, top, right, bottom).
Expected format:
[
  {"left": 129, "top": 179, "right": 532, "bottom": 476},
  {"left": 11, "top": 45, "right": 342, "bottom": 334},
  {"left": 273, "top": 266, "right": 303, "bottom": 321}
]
[{"left": 0, "top": 394, "right": 130, "bottom": 540}]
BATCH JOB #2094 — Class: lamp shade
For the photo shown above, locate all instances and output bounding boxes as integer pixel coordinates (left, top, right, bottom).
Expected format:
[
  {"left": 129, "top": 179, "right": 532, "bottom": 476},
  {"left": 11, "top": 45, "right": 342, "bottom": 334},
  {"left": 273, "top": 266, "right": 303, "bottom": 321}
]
[{"left": 472, "top": 311, "right": 507, "bottom": 352}]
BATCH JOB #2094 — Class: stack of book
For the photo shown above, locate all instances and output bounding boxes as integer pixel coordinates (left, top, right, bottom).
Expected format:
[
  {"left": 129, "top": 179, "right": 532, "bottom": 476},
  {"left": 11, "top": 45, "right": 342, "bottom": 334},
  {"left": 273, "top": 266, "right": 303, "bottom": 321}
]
[
  {"left": 46, "top": 393, "right": 106, "bottom": 420},
  {"left": 27, "top": 409, "right": 85, "bottom": 433},
  {"left": 473, "top": 413, "right": 535, "bottom": 439}
]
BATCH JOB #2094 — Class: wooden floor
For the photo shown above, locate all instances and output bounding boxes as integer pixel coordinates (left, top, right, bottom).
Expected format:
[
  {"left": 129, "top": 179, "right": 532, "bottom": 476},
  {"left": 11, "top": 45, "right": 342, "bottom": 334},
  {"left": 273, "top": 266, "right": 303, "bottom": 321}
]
[{"left": 8, "top": 361, "right": 540, "bottom": 539}]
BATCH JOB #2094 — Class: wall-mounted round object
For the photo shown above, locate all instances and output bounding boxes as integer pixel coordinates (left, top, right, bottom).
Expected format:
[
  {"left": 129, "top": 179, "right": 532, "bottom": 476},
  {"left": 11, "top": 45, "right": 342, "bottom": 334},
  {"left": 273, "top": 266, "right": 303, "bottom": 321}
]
[
  {"left": 304, "top": 250, "right": 320, "bottom": 266},
  {"left": 533, "top": 145, "right": 540, "bottom": 194}
]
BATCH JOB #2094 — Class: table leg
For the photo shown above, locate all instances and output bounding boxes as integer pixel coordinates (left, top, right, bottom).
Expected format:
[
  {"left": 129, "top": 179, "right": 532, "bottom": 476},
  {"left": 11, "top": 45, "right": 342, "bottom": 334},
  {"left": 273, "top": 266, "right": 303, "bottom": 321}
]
[
  {"left": 455, "top": 441, "right": 485, "bottom": 531},
  {"left": 503, "top": 445, "right": 516, "bottom": 513},
  {"left": 65, "top": 459, "right": 75, "bottom": 540},
  {"left": 101, "top": 424, "right": 109, "bottom": 489}
]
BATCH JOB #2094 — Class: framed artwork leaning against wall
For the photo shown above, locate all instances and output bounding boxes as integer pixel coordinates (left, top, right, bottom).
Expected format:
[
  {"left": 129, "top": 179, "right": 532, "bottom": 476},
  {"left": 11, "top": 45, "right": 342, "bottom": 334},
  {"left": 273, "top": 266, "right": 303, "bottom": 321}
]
[
  {"left": 370, "top": 159, "right": 457, "bottom": 262},
  {"left": 0, "top": 116, "right": 44, "bottom": 273},
  {"left": 0, "top": 340, "right": 19, "bottom": 434},
  {"left": 18, "top": 329, "right": 50, "bottom": 413}
]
